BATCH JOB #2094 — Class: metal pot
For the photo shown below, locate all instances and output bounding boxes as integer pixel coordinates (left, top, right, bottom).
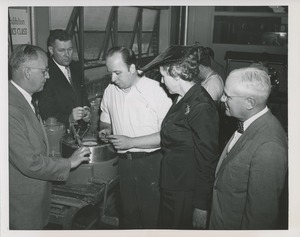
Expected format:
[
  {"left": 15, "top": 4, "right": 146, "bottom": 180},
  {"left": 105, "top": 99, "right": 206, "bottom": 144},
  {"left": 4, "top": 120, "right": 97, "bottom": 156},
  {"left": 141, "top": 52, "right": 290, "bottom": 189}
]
[
  {"left": 60, "top": 134, "right": 117, "bottom": 163},
  {"left": 60, "top": 134, "right": 119, "bottom": 184}
]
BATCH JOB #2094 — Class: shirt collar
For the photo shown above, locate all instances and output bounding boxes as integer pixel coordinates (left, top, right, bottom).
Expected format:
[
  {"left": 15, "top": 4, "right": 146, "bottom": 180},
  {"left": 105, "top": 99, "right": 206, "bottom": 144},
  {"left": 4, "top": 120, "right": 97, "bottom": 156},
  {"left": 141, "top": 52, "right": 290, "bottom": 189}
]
[
  {"left": 244, "top": 106, "right": 269, "bottom": 131},
  {"left": 11, "top": 80, "right": 34, "bottom": 111},
  {"left": 52, "top": 58, "right": 68, "bottom": 71}
]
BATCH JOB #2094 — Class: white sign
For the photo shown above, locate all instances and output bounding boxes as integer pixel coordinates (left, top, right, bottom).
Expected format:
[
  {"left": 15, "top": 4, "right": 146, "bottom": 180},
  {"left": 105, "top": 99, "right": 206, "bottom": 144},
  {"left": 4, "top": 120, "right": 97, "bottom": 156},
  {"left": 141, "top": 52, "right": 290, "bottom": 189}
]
[{"left": 9, "top": 8, "right": 31, "bottom": 45}]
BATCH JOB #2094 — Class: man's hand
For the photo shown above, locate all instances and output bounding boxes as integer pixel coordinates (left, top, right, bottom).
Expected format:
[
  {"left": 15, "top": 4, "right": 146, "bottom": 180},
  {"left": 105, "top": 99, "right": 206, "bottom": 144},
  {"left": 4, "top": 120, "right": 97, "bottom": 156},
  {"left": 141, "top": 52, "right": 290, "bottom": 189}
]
[
  {"left": 98, "top": 128, "right": 112, "bottom": 143},
  {"left": 82, "top": 106, "right": 91, "bottom": 122},
  {"left": 193, "top": 208, "right": 207, "bottom": 229},
  {"left": 71, "top": 107, "right": 89, "bottom": 121},
  {"left": 69, "top": 146, "right": 91, "bottom": 168},
  {"left": 106, "top": 135, "right": 133, "bottom": 150}
]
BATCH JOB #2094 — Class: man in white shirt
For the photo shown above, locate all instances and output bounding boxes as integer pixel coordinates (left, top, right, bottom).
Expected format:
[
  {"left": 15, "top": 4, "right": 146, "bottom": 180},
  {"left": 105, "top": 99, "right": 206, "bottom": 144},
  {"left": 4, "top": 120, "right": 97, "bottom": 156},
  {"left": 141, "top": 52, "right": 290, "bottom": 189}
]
[
  {"left": 99, "top": 46, "right": 172, "bottom": 228},
  {"left": 197, "top": 49, "right": 224, "bottom": 102},
  {"left": 9, "top": 44, "right": 90, "bottom": 229},
  {"left": 203, "top": 47, "right": 226, "bottom": 81},
  {"left": 209, "top": 67, "right": 288, "bottom": 229}
]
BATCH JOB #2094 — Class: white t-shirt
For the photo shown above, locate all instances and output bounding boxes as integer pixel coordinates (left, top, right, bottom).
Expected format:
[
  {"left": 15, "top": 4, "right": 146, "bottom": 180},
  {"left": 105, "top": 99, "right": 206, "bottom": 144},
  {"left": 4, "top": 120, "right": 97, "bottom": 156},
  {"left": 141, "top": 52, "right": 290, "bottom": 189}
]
[
  {"left": 100, "top": 76, "right": 172, "bottom": 153},
  {"left": 201, "top": 71, "right": 224, "bottom": 101}
]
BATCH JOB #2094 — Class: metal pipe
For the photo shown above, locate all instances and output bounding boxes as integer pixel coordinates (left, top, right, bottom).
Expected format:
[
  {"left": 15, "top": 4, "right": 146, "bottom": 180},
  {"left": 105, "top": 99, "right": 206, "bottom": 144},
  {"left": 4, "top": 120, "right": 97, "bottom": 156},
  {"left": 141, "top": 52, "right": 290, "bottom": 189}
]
[
  {"left": 30, "top": 7, "right": 36, "bottom": 45},
  {"left": 184, "top": 6, "right": 189, "bottom": 45}
]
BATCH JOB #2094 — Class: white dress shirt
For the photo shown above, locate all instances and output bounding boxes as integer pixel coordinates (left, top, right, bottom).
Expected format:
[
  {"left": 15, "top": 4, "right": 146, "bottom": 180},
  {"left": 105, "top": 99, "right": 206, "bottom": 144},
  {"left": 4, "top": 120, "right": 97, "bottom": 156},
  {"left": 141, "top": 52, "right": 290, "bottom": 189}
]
[{"left": 100, "top": 76, "right": 172, "bottom": 153}]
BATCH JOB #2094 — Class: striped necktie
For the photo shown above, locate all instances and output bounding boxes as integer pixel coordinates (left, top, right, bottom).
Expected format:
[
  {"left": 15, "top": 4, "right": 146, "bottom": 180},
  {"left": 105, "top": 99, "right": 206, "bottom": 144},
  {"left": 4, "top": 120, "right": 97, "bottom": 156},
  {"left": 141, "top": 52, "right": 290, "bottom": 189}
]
[
  {"left": 65, "top": 66, "right": 73, "bottom": 87},
  {"left": 237, "top": 121, "right": 244, "bottom": 134},
  {"left": 31, "top": 98, "right": 40, "bottom": 121}
]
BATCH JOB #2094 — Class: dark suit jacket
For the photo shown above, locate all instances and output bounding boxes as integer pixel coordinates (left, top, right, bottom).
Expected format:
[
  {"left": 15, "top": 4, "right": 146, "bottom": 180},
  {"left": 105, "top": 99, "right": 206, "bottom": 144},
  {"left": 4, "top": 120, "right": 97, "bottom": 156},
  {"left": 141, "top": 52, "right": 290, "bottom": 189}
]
[
  {"left": 9, "top": 82, "right": 71, "bottom": 229},
  {"left": 37, "top": 58, "right": 90, "bottom": 128},
  {"left": 209, "top": 110, "right": 288, "bottom": 230},
  {"left": 160, "top": 83, "right": 219, "bottom": 210}
]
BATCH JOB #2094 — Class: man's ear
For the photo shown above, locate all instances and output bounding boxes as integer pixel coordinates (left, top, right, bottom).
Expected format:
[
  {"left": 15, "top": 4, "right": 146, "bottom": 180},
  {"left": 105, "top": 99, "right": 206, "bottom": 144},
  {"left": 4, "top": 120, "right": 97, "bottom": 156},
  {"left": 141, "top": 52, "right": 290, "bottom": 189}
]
[
  {"left": 48, "top": 46, "right": 53, "bottom": 56},
  {"left": 24, "top": 67, "right": 31, "bottom": 80},
  {"left": 246, "top": 97, "right": 256, "bottom": 110},
  {"left": 129, "top": 64, "right": 136, "bottom": 74}
]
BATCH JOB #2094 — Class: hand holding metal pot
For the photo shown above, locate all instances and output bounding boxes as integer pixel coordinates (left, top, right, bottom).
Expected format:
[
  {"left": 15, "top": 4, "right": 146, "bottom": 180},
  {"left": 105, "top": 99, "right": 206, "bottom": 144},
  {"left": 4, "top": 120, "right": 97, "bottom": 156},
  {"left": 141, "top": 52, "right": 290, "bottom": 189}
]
[{"left": 69, "top": 146, "right": 91, "bottom": 168}]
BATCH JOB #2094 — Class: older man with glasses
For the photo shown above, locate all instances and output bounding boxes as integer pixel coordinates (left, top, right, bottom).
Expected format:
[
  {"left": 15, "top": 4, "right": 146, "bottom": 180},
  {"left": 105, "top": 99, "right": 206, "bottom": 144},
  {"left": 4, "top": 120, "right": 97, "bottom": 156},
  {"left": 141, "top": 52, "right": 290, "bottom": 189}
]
[
  {"left": 209, "top": 67, "right": 288, "bottom": 230},
  {"left": 9, "top": 44, "right": 91, "bottom": 229}
]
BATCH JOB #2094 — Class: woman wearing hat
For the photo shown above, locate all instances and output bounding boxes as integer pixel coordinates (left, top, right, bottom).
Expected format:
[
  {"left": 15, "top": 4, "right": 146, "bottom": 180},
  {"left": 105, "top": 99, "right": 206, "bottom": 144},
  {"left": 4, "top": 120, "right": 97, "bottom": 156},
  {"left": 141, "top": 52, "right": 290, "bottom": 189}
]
[{"left": 141, "top": 45, "right": 219, "bottom": 229}]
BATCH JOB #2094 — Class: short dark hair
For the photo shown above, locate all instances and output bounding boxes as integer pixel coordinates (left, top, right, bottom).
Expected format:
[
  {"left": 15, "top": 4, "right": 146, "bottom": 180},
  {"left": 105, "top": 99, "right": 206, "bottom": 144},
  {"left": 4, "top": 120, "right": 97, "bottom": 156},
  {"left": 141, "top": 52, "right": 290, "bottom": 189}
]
[
  {"left": 106, "top": 46, "right": 137, "bottom": 67},
  {"left": 199, "top": 49, "right": 211, "bottom": 67},
  {"left": 203, "top": 47, "right": 215, "bottom": 59},
  {"left": 9, "top": 44, "right": 45, "bottom": 77},
  {"left": 47, "top": 29, "right": 72, "bottom": 47}
]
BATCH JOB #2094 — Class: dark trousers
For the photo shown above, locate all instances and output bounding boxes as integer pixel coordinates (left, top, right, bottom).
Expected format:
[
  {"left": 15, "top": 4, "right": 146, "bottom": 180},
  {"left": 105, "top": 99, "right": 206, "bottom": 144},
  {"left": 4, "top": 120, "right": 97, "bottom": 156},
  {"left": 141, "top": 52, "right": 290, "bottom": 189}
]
[
  {"left": 118, "top": 150, "right": 162, "bottom": 229},
  {"left": 159, "top": 189, "right": 194, "bottom": 229}
]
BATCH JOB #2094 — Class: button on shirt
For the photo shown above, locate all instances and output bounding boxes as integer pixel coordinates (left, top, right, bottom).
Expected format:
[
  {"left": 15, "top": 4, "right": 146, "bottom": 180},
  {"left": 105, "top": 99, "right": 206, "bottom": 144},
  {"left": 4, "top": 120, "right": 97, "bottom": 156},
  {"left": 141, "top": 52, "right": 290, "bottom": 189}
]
[
  {"left": 227, "top": 106, "right": 269, "bottom": 153},
  {"left": 100, "top": 76, "right": 172, "bottom": 153}
]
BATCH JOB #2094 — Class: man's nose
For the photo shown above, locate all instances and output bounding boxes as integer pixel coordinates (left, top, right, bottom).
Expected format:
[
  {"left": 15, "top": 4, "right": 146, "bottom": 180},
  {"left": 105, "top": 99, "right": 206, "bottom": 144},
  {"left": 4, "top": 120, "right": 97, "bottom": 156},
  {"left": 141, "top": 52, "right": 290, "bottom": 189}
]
[
  {"left": 45, "top": 71, "right": 50, "bottom": 79},
  {"left": 64, "top": 50, "right": 70, "bottom": 57},
  {"left": 221, "top": 93, "right": 226, "bottom": 102},
  {"left": 111, "top": 73, "right": 117, "bottom": 82}
]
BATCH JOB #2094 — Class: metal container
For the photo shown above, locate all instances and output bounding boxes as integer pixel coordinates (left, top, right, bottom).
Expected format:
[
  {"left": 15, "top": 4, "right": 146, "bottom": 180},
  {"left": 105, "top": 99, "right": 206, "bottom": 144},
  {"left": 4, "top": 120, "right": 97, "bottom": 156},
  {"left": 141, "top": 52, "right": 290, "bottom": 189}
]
[
  {"left": 60, "top": 135, "right": 116, "bottom": 163},
  {"left": 60, "top": 134, "right": 119, "bottom": 184}
]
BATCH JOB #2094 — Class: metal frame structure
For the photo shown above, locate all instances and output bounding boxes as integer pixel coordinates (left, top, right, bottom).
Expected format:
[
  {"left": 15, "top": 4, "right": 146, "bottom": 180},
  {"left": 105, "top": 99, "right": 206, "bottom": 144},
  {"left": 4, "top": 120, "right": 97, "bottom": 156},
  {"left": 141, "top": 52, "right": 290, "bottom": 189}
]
[{"left": 65, "top": 6, "right": 164, "bottom": 69}]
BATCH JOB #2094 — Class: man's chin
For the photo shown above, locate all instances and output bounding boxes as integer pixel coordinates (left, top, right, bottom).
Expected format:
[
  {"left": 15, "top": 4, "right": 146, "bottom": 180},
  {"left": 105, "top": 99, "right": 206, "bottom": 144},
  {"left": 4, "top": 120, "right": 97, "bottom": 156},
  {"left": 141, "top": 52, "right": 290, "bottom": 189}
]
[{"left": 38, "top": 86, "right": 44, "bottom": 92}]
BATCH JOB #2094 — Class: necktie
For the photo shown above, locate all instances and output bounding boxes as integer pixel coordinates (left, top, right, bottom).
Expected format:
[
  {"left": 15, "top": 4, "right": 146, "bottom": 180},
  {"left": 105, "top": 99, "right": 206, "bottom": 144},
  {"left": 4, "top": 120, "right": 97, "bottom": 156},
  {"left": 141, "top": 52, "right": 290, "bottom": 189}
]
[
  {"left": 31, "top": 98, "right": 40, "bottom": 121},
  {"left": 237, "top": 120, "right": 244, "bottom": 134},
  {"left": 65, "top": 66, "right": 73, "bottom": 87}
]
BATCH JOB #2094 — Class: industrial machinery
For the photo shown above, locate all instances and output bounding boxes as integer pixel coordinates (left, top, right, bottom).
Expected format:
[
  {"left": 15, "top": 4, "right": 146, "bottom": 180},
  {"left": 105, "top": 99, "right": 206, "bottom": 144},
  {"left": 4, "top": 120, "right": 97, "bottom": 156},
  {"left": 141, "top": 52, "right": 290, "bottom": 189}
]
[{"left": 47, "top": 99, "right": 120, "bottom": 229}]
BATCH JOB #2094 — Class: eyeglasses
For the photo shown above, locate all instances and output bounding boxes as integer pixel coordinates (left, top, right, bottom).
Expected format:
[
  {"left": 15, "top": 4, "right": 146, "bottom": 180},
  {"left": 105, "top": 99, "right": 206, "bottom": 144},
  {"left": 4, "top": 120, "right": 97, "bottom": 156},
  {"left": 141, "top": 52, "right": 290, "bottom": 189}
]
[
  {"left": 27, "top": 67, "right": 49, "bottom": 76},
  {"left": 221, "top": 91, "right": 247, "bottom": 102}
]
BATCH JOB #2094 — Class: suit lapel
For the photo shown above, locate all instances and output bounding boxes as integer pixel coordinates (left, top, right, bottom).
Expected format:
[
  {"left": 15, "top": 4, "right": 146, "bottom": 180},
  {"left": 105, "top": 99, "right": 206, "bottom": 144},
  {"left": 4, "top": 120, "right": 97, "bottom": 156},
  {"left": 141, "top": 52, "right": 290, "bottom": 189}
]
[
  {"left": 215, "top": 133, "right": 234, "bottom": 175},
  {"left": 215, "top": 111, "right": 272, "bottom": 179},
  {"left": 216, "top": 133, "right": 248, "bottom": 178},
  {"left": 9, "top": 82, "right": 47, "bottom": 143},
  {"left": 49, "top": 58, "right": 74, "bottom": 90}
]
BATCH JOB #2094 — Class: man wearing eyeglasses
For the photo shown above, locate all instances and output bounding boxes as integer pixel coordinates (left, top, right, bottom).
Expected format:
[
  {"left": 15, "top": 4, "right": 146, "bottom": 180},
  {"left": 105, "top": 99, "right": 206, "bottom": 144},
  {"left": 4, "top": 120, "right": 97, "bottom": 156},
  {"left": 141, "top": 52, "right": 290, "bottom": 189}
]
[
  {"left": 36, "top": 29, "right": 90, "bottom": 128},
  {"left": 9, "top": 44, "right": 91, "bottom": 229},
  {"left": 209, "top": 67, "right": 288, "bottom": 229}
]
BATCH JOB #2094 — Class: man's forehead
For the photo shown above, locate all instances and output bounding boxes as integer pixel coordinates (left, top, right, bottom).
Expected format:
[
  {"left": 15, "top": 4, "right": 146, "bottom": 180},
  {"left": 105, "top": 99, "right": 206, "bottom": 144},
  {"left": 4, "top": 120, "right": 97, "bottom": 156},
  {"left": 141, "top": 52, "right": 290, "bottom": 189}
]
[
  {"left": 107, "top": 54, "right": 127, "bottom": 68},
  {"left": 53, "top": 39, "right": 72, "bottom": 47},
  {"left": 107, "top": 52, "right": 123, "bottom": 61},
  {"left": 225, "top": 75, "right": 241, "bottom": 92},
  {"left": 226, "top": 73, "right": 241, "bottom": 85}
]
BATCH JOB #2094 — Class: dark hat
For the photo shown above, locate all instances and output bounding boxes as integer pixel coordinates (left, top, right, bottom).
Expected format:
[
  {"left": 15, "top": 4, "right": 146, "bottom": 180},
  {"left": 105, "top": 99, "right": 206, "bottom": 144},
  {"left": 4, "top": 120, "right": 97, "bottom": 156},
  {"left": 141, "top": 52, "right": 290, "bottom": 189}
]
[{"left": 140, "top": 44, "right": 200, "bottom": 72}]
